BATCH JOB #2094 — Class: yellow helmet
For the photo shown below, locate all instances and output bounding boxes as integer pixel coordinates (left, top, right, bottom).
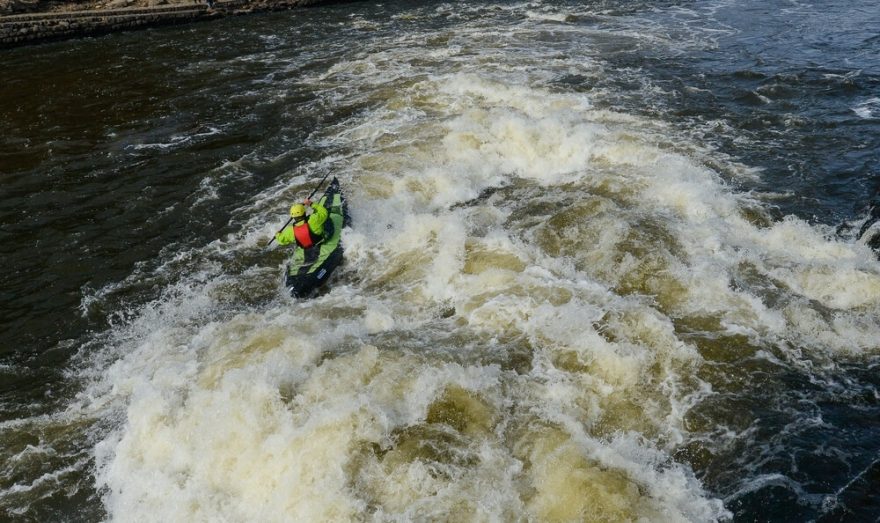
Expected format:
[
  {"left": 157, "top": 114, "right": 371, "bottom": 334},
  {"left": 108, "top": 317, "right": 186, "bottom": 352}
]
[{"left": 290, "top": 204, "right": 306, "bottom": 219}]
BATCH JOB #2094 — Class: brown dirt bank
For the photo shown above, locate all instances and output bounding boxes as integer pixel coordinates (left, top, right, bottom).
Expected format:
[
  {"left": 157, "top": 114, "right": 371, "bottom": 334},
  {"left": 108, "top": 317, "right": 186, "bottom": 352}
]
[{"left": 0, "top": 0, "right": 330, "bottom": 48}]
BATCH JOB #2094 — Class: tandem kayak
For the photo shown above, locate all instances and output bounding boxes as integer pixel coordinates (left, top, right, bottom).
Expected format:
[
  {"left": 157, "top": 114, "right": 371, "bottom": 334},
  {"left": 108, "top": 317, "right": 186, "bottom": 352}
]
[{"left": 283, "top": 177, "right": 349, "bottom": 298}]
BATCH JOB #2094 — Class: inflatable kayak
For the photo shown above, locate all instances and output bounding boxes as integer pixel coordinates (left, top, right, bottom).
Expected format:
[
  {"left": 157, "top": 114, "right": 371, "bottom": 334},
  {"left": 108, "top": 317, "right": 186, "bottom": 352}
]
[{"left": 283, "top": 177, "right": 349, "bottom": 298}]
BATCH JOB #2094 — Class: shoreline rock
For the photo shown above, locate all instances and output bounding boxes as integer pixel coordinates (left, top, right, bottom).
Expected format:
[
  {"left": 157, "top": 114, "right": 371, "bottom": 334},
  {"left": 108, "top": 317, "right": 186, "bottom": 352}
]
[{"left": 0, "top": 0, "right": 325, "bottom": 48}]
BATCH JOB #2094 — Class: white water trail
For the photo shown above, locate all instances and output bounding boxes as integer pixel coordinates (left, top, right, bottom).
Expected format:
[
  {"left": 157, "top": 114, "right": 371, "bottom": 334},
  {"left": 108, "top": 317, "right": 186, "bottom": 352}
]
[{"left": 75, "top": 3, "right": 879, "bottom": 522}]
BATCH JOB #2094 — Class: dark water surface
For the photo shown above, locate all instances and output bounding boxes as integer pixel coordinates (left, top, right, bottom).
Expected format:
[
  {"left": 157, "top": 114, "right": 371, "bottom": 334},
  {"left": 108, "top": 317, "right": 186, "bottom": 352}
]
[{"left": 2, "top": 0, "right": 879, "bottom": 520}]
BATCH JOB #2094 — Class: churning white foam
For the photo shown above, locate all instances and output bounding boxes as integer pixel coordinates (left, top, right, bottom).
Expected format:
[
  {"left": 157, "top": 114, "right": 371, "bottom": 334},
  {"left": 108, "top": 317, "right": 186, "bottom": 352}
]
[
  {"left": 84, "top": 3, "right": 880, "bottom": 521},
  {"left": 853, "top": 97, "right": 880, "bottom": 119}
]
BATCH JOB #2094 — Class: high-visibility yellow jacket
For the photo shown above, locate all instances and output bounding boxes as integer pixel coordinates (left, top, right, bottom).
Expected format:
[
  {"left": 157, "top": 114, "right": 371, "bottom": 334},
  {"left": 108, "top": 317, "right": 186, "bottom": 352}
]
[{"left": 275, "top": 202, "right": 328, "bottom": 247}]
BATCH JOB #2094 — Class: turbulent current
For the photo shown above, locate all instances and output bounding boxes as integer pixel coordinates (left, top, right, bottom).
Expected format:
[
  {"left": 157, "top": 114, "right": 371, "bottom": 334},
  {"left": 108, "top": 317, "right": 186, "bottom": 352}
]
[{"left": 2, "top": 0, "right": 880, "bottom": 521}]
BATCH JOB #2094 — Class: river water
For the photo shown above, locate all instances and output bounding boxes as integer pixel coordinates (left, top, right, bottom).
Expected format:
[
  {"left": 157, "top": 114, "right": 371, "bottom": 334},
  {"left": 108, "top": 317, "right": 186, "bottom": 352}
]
[{"left": 2, "top": 0, "right": 879, "bottom": 520}]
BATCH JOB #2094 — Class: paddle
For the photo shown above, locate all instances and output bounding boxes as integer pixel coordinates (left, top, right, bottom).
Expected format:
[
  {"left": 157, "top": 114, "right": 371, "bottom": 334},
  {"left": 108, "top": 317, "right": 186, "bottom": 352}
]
[{"left": 266, "top": 171, "right": 332, "bottom": 248}]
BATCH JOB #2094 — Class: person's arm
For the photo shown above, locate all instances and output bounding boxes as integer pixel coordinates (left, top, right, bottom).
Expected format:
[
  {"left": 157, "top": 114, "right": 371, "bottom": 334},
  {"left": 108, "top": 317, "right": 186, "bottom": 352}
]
[
  {"left": 275, "top": 225, "right": 296, "bottom": 246},
  {"left": 307, "top": 201, "right": 329, "bottom": 233}
]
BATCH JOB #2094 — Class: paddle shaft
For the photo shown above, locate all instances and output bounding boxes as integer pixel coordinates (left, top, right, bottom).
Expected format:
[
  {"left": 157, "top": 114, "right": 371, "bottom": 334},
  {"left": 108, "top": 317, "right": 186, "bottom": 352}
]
[{"left": 266, "top": 172, "right": 333, "bottom": 248}]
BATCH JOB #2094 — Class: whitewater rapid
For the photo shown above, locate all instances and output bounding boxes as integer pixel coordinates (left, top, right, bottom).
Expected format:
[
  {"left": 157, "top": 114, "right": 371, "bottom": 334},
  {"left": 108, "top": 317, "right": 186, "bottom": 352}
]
[{"left": 3, "top": 1, "right": 877, "bottom": 521}]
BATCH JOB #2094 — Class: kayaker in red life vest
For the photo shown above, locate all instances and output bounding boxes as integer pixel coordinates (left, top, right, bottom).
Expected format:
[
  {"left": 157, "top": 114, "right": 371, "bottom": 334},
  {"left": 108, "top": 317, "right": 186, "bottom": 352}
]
[{"left": 274, "top": 198, "right": 329, "bottom": 249}]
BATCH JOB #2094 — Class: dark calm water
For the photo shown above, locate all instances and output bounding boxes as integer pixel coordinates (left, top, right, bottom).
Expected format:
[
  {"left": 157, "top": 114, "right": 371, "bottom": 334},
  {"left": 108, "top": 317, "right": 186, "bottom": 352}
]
[{"left": 2, "top": 0, "right": 879, "bottom": 520}]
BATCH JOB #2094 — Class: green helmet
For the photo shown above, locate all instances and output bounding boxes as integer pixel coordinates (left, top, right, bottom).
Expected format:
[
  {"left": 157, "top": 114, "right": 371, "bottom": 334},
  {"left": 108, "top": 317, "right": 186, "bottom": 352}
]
[{"left": 290, "top": 203, "right": 306, "bottom": 219}]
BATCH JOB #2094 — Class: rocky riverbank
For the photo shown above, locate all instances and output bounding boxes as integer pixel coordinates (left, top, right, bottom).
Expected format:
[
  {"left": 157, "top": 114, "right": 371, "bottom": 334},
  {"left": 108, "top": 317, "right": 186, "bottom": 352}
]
[{"left": 0, "top": 0, "right": 325, "bottom": 48}]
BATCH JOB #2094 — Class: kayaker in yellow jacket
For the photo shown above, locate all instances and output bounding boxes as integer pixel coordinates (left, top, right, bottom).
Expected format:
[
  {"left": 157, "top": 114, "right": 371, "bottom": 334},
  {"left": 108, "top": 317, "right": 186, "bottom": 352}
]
[{"left": 274, "top": 198, "right": 329, "bottom": 249}]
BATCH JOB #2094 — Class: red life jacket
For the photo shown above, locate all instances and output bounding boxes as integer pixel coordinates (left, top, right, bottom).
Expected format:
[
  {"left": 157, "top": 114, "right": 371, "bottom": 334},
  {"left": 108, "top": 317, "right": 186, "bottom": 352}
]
[{"left": 293, "top": 222, "right": 317, "bottom": 248}]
